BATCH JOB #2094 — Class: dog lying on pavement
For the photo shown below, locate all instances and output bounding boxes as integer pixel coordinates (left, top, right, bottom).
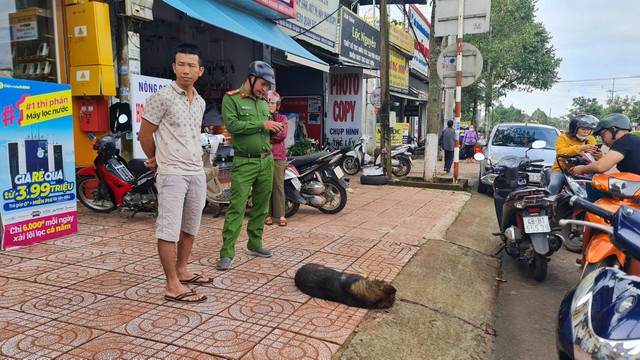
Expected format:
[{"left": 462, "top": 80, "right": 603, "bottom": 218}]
[{"left": 294, "top": 263, "right": 396, "bottom": 309}]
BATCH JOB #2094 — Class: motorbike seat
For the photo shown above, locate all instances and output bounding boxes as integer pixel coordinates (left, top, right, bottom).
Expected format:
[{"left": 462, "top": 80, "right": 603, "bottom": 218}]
[
  {"left": 287, "top": 152, "right": 335, "bottom": 169},
  {"left": 128, "top": 159, "right": 150, "bottom": 177}
]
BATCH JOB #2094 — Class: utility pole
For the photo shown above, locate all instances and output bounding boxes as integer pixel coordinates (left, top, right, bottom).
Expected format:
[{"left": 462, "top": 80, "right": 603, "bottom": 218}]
[
  {"left": 380, "top": 0, "right": 392, "bottom": 175},
  {"left": 116, "top": 15, "right": 132, "bottom": 159},
  {"left": 424, "top": 1, "right": 443, "bottom": 180}
]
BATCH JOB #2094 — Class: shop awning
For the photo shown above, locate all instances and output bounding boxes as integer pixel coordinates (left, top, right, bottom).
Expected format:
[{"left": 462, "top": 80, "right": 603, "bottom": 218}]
[{"left": 163, "top": 0, "right": 328, "bottom": 72}]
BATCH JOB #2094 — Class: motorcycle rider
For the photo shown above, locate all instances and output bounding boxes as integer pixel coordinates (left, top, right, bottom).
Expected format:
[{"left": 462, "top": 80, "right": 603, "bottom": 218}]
[
  {"left": 571, "top": 113, "right": 640, "bottom": 176},
  {"left": 547, "top": 114, "right": 601, "bottom": 194}
]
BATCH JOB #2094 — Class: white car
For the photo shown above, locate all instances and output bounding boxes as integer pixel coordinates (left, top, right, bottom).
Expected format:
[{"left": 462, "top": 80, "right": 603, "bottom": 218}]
[{"left": 477, "top": 123, "right": 560, "bottom": 194}]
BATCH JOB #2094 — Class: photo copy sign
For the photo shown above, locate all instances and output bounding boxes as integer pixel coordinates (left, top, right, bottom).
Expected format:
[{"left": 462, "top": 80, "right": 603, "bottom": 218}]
[
  {"left": 326, "top": 67, "right": 363, "bottom": 148},
  {"left": 0, "top": 77, "right": 77, "bottom": 250}
]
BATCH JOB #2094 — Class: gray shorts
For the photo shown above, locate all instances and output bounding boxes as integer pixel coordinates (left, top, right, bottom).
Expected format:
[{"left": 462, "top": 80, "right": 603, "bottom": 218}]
[{"left": 156, "top": 173, "right": 206, "bottom": 242}]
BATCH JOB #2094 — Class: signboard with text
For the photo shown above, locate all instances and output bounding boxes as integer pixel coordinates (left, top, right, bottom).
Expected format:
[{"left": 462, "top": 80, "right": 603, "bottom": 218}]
[
  {"left": 326, "top": 67, "right": 363, "bottom": 148},
  {"left": 390, "top": 48, "right": 409, "bottom": 93},
  {"left": 277, "top": 0, "right": 339, "bottom": 53},
  {"left": 130, "top": 74, "right": 172, "bottom": 158},
  {"left": 409, "top": 5, "right": 430, "bottom": 79},
  {"left": 253, "top": 0, "right": 296, "bottom": 18},
  {"left": 0, "top": 77, "right": 77, "bottom": 250},
  {"left": 339, "top": 7, "right": 380, "bottom": 68}
]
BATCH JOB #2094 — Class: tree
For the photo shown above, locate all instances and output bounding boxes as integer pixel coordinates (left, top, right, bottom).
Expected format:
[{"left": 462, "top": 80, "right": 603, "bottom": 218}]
[
  {"left": 603, "top": 94, "right": 636, "bottom": 116},
  {"left": 493, "top": 104, "right": 527, "bottom": 124},
  {"left": 628, "top": 100, "right": 640, "bottom": 125},
  {"left": 568, "top": 96, "right": 603, "bottom": 118},
  {"left": 462, "top": 0, "right": 561, "bottom": 131},
  {"left": 530, "top": 108, "right": 549, "bottom": 124}
]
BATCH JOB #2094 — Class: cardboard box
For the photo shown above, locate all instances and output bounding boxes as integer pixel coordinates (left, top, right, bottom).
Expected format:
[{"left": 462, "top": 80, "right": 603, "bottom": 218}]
[
  {"left": 70, "top": 65, "right": 116, "bottom": 96},
  {"left": 9, "top": 7, "right": 52, "bottom": 42},
  {"left": 65, "top": 2, "right": 113, "bottom": 66}
]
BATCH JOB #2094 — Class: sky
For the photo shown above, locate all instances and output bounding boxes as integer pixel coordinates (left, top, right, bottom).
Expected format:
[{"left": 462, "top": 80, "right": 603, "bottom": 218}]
[
  {"left": 501, "top": 0, "right": 640, "bottom": 118},
  {"left": 361, "top": 1, "right": 640, "bottom": 119}
]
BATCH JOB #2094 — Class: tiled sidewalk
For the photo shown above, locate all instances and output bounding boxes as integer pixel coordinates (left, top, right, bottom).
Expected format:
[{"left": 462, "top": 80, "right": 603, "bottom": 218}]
[{"left": 0, "top": 180, "right": 467, "bottom": 359}]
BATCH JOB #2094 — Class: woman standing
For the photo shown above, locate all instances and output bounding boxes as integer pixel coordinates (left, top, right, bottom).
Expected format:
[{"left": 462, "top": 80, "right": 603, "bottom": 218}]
[
  {"left": 463, "top": 125, "right": 478, "bottom": 163},
  {"left": 265, "top": 90, "right": 289, "bottom": 226}
]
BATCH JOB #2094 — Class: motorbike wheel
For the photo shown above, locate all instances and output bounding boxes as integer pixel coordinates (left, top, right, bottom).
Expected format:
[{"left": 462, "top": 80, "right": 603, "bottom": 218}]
[
  {"left": 285, "top": 199, "right": 300, "bottom": 218},
  {"left": 391, "top": 157, "right": 411, "bottom": 177},
  {"left": 77, "top": 175, "right": 117, "bottom": 213},
  {"left": 561, "top": 213, "right": 585, "bottom": 253},
  {"left": 582, "top": 258, "right": 621, "bottom": 279},
  {"left": 319, "top": 179, "right": 348, "bottom": 214},
  {"left": 529, "top": 253, "right": 548, "bottom": 281},
  {"left": 341, "top": 156, "right": 360, "bottom": 176}
]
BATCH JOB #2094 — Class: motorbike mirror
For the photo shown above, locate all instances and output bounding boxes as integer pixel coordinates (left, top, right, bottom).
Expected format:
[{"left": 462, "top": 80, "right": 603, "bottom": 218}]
[
  {"left": 473, "top": 153, "right": 485, "bottom": 161},
  {"left": 531, "top": 140, "right": 546, "bottom": 149},
  {"left": 477, "top": 139, "right": 487, "bottom": 147}
]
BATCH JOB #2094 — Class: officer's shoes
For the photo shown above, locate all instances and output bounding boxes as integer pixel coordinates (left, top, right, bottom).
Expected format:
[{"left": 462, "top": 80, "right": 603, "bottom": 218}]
[
  {"left": 247, "top": 247, "right": 272, "bottom": 258},
  {"left": 216, "top": 257, "right": 233, "bottom": 270}
]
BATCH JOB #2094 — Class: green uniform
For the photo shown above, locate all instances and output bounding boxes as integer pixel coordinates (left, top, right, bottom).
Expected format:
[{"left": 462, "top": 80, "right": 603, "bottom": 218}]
[{"left": 220, "top": 86, "right": 274, "bottom": 258}]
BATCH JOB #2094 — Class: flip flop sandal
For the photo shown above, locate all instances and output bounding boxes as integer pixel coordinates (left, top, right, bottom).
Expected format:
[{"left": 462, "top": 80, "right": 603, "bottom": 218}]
[
  {"left": 164, "top": 290, "right": 207, "bottom": 303},
  {"left": 279, "top": 218, "right": 287, "bottom": 226},
  {"left": 179, "top": 273, "right": 213, "bottom": 285},
  {"left": 265, "top": 217, "right": 273, "bottom": 225}
]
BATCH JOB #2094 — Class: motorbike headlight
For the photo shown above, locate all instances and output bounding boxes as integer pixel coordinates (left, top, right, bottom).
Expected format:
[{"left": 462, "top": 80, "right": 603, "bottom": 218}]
[
  {"left": 566, "top": 177, "right": 588, "bottom": 198},
  {"left": 571, "top": 268, "right": 601, "bottom": 314}
]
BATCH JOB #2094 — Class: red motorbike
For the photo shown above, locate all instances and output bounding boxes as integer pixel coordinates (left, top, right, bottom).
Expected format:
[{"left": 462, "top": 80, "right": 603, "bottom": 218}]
[{"left": 76, "top": 131, "right": 156, "bottom": 215}]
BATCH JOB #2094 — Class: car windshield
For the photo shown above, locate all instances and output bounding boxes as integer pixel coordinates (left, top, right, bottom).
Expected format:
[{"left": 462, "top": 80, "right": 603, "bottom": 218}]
[{"left": 491, "top": 126, "right": 557, "bottom": 149}]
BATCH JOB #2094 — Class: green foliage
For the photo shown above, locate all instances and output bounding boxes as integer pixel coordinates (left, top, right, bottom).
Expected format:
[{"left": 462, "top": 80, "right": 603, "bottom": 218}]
[
  {"left": 493, "top": 104, "right": 527, "bottom": 124},
  {"left": 568, "top": 97, "right": 603, "bottom": 118},
  {"left": 287, "top": 138, "right": 317, "bottom": 156},
  {"left": 633, "top": 131, "right": 640, "bottom": 137}
]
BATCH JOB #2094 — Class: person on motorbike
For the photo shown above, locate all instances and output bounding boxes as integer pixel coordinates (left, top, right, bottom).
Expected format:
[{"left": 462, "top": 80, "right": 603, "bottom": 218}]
[
  {"left": 547, "top": 114, "right": 601, "bottom": 194},
  {"left": 571, "top": 113, "right": 640, "bottom": 176}
]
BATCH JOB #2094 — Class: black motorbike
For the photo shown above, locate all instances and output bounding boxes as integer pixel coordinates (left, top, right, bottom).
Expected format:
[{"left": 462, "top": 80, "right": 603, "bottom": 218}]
[
  {"left": 476, "top": 140, "right": 562, "bottom": 281},
  {"left": 284, "top": 149, "right": 350, "bottom": 218}
]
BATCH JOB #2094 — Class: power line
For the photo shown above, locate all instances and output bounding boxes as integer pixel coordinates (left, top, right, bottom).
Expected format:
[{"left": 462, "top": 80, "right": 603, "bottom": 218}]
[{"left": 557, "top": 75, "right": 640, "bottom": 83}]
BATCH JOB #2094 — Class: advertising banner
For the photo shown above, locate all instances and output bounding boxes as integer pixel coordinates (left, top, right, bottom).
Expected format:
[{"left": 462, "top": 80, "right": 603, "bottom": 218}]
[
  {"left": 0, "top": 77, "right": 77, "bottom": 250},
  {"left": 376, "top": 123, "right": 410, "bottom": 146},
  {"left": 130, "top": 74, "right": 172, "bottom": 158},
  {"left": 390, "top": 25, "right": 414, "bottom": 56},
  {"left": 280, "top": 95, "right": 323, "bottom": 143},
  {"left": 390, "top": 48, "right": 409, "bottom": 93},
  {"left": 253, "top": 0, "right": 296, "bottom": 18},
  {"left": 277, "top": 0, "right": 339, "bottom": 53},
  {"left": 409, "top": 5, "right": 430, "bottom": 79},
  {"left": 326, "top": 67, "right": 363, "bottom": 148},
  {"left": 339, "top": 7, "right": 380, "bottom": 68}
]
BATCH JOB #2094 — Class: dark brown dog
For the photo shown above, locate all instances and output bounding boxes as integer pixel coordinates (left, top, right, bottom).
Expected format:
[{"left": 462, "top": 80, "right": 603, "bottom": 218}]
[{"left": 294, "top": 263, "right": 396, "bottom": 309}]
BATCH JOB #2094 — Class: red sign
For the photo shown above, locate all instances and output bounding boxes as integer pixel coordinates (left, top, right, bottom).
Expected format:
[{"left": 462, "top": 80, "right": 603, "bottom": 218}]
[
  {"left": 280, "top": 96, "right": 323, "bottom": 142},
  {"left": 253, "top": 0, "right": 296, "bottom": 18}
]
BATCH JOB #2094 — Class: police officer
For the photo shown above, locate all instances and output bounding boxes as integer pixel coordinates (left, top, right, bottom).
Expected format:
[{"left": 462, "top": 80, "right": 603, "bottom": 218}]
[{"left": 216, "top": 61, "right": 284, "bottom": 270}]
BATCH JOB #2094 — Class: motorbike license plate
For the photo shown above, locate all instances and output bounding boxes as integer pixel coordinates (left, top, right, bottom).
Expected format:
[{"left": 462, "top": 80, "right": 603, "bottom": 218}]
[
  {"left": 291, "top": 177, "right": 302, "bottom": 191},
  {"left": 528, "top": 172, "right": 541, "bottom": 183},
  {"left": 333, "top": 166, "right": 344, "bottom": 179},
  {"left": 523, "top": 216, "right": 551, "bottom": 234}
]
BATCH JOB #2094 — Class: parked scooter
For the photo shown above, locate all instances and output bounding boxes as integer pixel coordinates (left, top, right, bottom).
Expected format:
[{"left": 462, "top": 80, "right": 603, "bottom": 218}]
[
  {"left": 475, "top": 140, "right": 562, "bottom": 281},
  {"left": 201, "top": 132, "right": 229, "bottom": 217},
  {"left": 579, "top": 172, "right": 640, "bottom": 277},
  {"left": 341, "top": 134, "right": 413, "bottom": 177},
  {"left": 284, "top": 149, "right": 349, "bottom": 218},
  {"left": 76, "top": 131, "right": 156, "bottom": 215},
  {"left": 557, "top": 196, "right": 640, "bottom": 359}
]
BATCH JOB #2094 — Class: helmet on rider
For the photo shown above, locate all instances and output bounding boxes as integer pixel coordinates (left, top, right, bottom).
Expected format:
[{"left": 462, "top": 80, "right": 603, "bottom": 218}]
[
  {"left": 568, "top": 114, "right": 599, "bottom": 136},
  {"left": 266, "top": 90, "right": 281, "bottom": 104},
  {"left": 247, "top": 61, "right": 275, "bottom": 98},
  {"left": 593, "top": 113, "right": 631, "bottom": 137}
]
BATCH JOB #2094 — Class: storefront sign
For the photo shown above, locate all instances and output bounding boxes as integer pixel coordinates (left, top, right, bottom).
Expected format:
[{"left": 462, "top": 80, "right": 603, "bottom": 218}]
[
  {"left": 277, "top": 0, "right": 339, "bottom": 53},
  {"left": 390, "top": 48, "right": 409, "bottom": 93},
  {"left": 326, "top": 67, "right": 363, "bottom": 147},
  {"left": 339, "top": 7, "right": 380, "bottom": 68},
  {"left": 405, "top": 105, "right": 420, "bottom": 117},
  {"left": 375, "top": 123, "right": 409, "bottom": 146},
  {"left": 253, "top": 0, "right": 296, "bottom": 18},
  {"left": 130, "top": 74, "right": 172, "bottom": 158},
  {"left": 0, "top": 77, "right": 77, "bottom": 250},
  {"left": 409, "top": 5, "right": 430, "bottom": 78},
  {"left": 390, "top": 25, "right": 414, "bottom": 56}
]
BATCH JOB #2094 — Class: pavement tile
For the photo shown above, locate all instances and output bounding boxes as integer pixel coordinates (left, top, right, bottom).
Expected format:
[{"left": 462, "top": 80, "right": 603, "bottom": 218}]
[
  {"left": 76, "top": 223, "right": 108, "bottom": 235},
  {"left": 65, "top": 296, "right": 158, "bottom": 331},
  {"left": 246, "top": 328, "right": 340, "bottom": 360},
  {"left": 321, "top": 236, "right": 378, "bottom": 257},
  {"left": 369, "top": 239, "right": 419, "bottom": 265},
  {"left": 0, "top": 308, "right": 51, "bottom": 343},
  {"left": 43, "top": 247, "right": 106, "bottom": 264},
  {"left": 89, "top": 238, "right": 158, "bottom": 256},
  {"left": 173, "top": 316, "right": 272, "bottom": 359},
  {"left": 4, "top": 243, "right": 72, "bottom": 259},
  {"left": 158, "top": 287, "right": 247, "bottom": 316},
  {"left": 0, "top": 278, "right": 58, "bottom": 308},
  {"left": 278, "top": 298, "right": 367, "bottom": 345},
  {"left": 0, "top": 320, "right": 102, "bottom": 359},
  {"left": 46, "top": 233, "right": 105, "bottom": 247},
  {"left": 115, "top": 306, "right": 212, "bottom": 343},
  {"left": 300, "top": 251, "right": 358, "bottom": 271},
  {"left": 75, "top": 252, "right": 149, "bottom": 271},
  {"left": 270, "top": 245, "right": 314, "bottom": 263},
  {"left": 218, "top": 293, "right": 301, "bottom": 327},
  {"left": 118, "top": 257, "right": 166, "bottom": 278},
  {"left": 59, "top": 332, "right": 166, "bottom": 359},
  {"left": 115, "top": 277, "right": 168, "bottom": 305},
  {"left": 233, "top": 257, "right": 298, "bottom": 277},
  {"left": 118, "top": 229, "right": 157, "bottom": 242},
  {"left": 69, "top": 272, "right": 148, "bottom": 296},
  {"left": 153, "top": 345, "right": 225, "bottom": 359},
  {"left": 0, "top": 259, "right": 65, "bottom": 281},
  {"left": 0, "top": 253, "right": 27, "bottom": 267},
  {"left": 251, "top": 276, "right": 310, "bottom": 303},
  {"left": 211, "top": 270, "right": 274, "bottom": 294},
  {"left": 348, "top": 257, "right": 403, "bottom": 282},
  {"left": 12, "top": 288, "right": 104, "bottom": 320}
]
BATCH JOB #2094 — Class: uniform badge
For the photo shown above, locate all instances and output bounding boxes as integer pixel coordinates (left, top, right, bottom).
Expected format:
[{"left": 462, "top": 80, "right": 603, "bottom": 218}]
[
  {"left": 226, "top": 89, "right": 239, "bottom": 95},
  {"left": 241, "top": 106, "right": 252, "bottom": 110},
  {"left": 241, "top": 92, "right": 246, "bottom": 98}
]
